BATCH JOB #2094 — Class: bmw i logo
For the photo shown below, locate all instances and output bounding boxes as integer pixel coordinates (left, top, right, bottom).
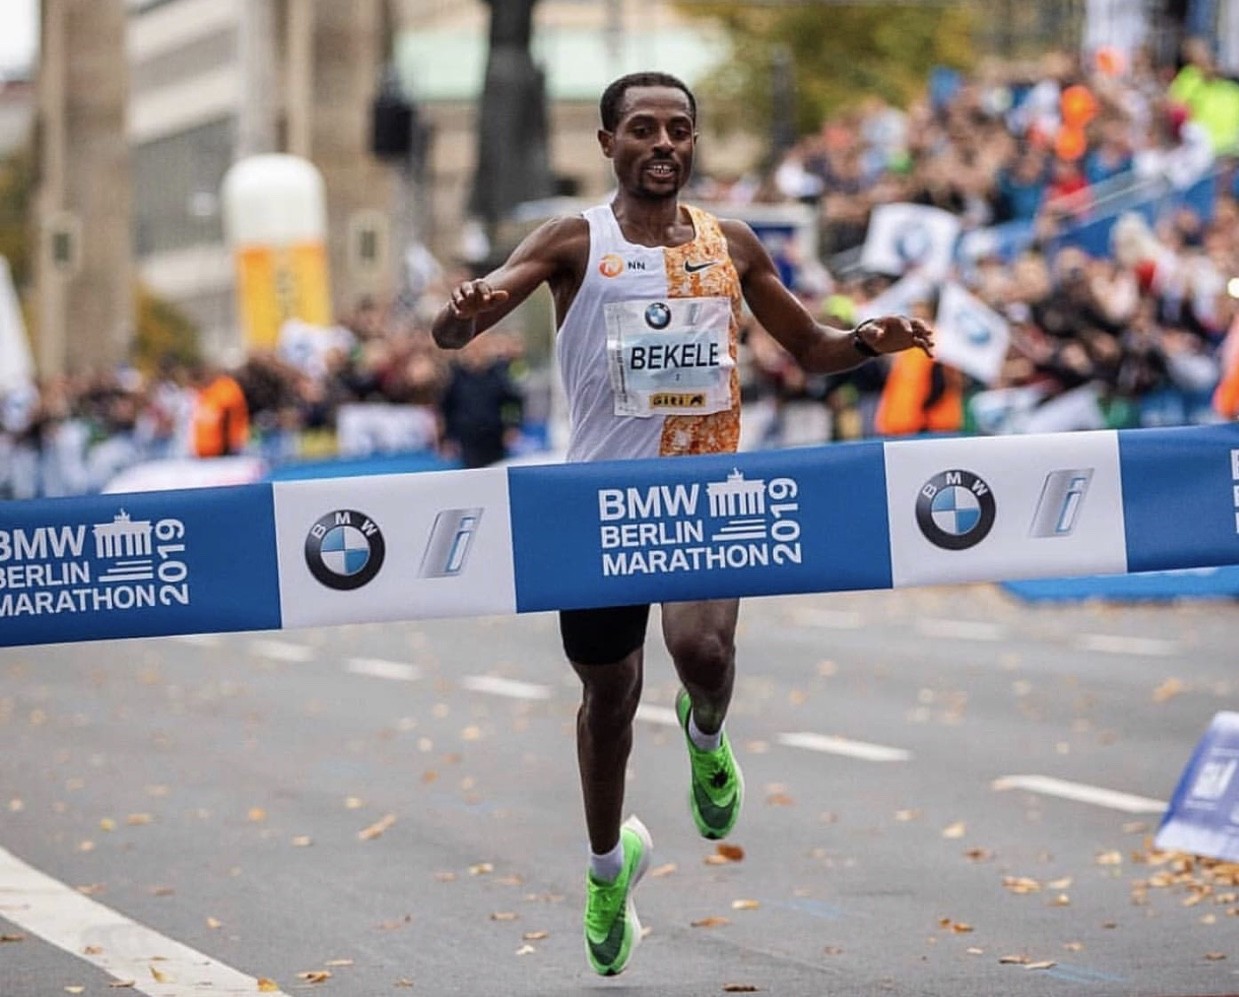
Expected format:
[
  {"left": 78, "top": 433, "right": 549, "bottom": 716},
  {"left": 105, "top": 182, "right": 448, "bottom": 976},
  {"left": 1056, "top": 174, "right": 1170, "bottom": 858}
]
[
  {"left": 645, "top": 302, "right": 672, "bottom": 329},
  {"left": 916, "top": 470, "right": 996, "bottom": 551},
  {"left": 304, "top": 509, "right": 386, "bottom": 590}
]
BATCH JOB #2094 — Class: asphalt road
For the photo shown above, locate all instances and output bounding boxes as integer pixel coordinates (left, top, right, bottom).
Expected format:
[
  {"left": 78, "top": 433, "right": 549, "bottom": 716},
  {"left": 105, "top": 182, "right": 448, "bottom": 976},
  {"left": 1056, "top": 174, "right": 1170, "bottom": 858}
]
[{"left": 2, "top": 584, "right": 1237, "bottom": 997}]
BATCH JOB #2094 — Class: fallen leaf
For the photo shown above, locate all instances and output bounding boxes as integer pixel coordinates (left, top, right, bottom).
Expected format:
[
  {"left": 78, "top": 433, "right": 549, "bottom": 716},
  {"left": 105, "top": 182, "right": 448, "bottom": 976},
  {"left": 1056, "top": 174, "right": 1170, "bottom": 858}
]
[
  {"left": 394, "top": 979, "right": 414, "bottom": 988},
  {"left": 1050, "top": 894, "right": 1071, "bottom": 907},
  {"left": 78, "top": 841, "right": 95, "bottom": 853},
  {"left": 650, "top": 863, "right": 677, "bottom": 878},
  {"left": 0, "top": 934, "right": 25, "bottom": 942},
  {"left": 207, "top": 917, "right": 223, "bottom": 929},
  {"left": 941, "top": 821, "right": 966, "bottom": 839},
  {"left": 822, "top": 945, "right": 844, "bottom": 956},
  {"left": 83, "top": 945, "right": 102, "bottom": 955},
  {"left": 469, "top": 862, "right": 494, "bottom": 876},
  {"left": 150, "top": 967, "right": 172, "bottom": 983},
  {"left": 358, "top": 814, "right": 396, "bottom": 841},
  {"left": 149, "top": 886, "right": 174, "bottom": 897},
  {"left": 1096, "top": 850, "right": 1123, "bottom": 865},
  {"left": 966, "top": 947, "right": 984, "bottom": 956},
  {"left": 126, "top": 814, "right": 153, "bottom": 826},
  {"left": 248, "top": 808, "right": 267, "bottom": 823},
  {"left": 1063, "top": 942, "right": 1084, "bottom": 952},
  {"left": 297, "top": 970, "right": 332, "bottom": 983},
  {"left": 434, "top": 871, "right": 456, "bottom": 882},
  {"left": 515, "top": 944, "right": 536, "bottom": 956},
  {"left": 65, "top": 988, "right": 85, "bottom": 994},
  {"left": 324, "top": 959, "right": 353, "bottom": 967},
  {"left": 1047, "top": 876, "right": 1073, "bottom": 890},
  {"left": 1002, "top": 876, "right": 1042, "bottom": 894},
  {"left": 691, "top": 916, "right": 731, "bottom": 928},
  {"left": 765, "top": 792, "right": 795, "bottom": 807},
  {"left": 490, "top": 911, "right": 518, "bottom": 921},
  {"left": 257, "top": 979, "right": 281, "bottom": 992},
  {"left": 722, "top": 986, "right": 760, "bottom": 993},
  {"left": 894, "top": 809, "right": 921, "bottom": 822},
  {"left": 291, "top": 836, "right": 313, "bottom": 847},
  {"left": 998, "top": 954, "right": 1030, "bottom": 965},
  {"left": 522, "top": 931, "right": 549, "bottom": 941},
  {"left": 1152, "top": 678, "right": 1185, "bottom": 703},
  {"left": 964, "top": 848, "right": 994, "bottom": 862},
  {"left": 731, "top": 899, "right": 760, "bottom": 911},
  {"left": 100, "top": 818, "right": 116, "bottom": 832},
  {"left": 716, "top": 843, "right": 745, "bottom": 862},
  {"left": 1204, "top": 952, "right": 1227, "bottom": 961},
  {"left": 1026, "top": 961, "right": 1056, "bottom": 970},
  {"left": 107, "top": 983, "right": 136, "bottom": 990}
]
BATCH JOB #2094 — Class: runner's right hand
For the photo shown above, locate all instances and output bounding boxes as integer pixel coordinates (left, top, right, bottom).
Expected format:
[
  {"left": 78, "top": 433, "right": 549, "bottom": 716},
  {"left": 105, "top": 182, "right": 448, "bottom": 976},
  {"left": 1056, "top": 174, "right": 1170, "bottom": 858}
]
[{"left": 449, "top": 280, "right": 509, "bottom": 320}]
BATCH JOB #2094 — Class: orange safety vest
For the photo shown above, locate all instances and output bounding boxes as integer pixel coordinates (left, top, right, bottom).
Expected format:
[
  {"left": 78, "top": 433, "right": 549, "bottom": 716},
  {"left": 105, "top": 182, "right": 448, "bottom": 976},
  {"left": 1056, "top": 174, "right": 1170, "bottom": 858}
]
[
  {"left": 874, "top": 349, "right": 964, "bottom": 436},
  {"left": 1215, "top": 358, "right": 1239, "bottom": 420},
  {"left": 192, "top": 375, "right": 250, "bottom": 457}
]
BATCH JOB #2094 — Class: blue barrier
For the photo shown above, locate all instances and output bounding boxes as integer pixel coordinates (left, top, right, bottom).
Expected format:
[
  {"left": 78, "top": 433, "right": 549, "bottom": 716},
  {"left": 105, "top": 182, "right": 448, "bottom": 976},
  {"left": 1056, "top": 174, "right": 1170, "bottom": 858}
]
[
  {"left": 1156, "top": 712, "right": 1239, "bottom": 863},
  {"left": 1, "top": 424, "right": 1237, "bottom": 648}
]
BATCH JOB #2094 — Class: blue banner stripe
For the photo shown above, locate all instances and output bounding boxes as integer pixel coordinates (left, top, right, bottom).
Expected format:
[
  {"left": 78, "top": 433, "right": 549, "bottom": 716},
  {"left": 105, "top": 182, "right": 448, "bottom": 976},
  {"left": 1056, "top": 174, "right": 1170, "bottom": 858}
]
[{"left": 0, "top": 483, "right": 281, "bottom": 647}]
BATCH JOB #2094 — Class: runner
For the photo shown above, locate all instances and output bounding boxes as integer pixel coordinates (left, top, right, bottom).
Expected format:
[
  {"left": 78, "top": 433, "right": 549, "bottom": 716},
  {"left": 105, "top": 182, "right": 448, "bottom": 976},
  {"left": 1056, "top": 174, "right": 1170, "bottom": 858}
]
[{"left": 431, "top": 70, "right": 934, "bottom": 976}]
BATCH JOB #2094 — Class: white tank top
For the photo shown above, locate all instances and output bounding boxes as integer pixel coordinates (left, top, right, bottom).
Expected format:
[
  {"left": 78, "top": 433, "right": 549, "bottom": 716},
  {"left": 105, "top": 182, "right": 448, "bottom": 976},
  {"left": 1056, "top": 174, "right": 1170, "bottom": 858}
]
[{"left": 557, "top": 203, "right": 743, "bottom": 463}]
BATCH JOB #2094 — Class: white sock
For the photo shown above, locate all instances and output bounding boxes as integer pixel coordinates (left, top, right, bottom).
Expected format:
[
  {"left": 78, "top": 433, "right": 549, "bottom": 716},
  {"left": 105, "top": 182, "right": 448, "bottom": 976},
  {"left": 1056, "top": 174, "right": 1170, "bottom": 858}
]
[
  {"left": 689, "top": 712, "right": 723, "bottom": 752},
  {"left": 589, "top": 839, "right": 625, "bottom": 883}
]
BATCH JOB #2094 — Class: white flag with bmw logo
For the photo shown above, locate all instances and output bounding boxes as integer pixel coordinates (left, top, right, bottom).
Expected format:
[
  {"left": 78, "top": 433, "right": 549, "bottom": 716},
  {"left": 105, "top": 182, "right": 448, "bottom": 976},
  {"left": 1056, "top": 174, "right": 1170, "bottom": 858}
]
[
  {"left": 859, "top": 203, "right": 961, "bottom": 280},
  {"left": 933, "top": 282, "right": 1010, "bottom": 385}
]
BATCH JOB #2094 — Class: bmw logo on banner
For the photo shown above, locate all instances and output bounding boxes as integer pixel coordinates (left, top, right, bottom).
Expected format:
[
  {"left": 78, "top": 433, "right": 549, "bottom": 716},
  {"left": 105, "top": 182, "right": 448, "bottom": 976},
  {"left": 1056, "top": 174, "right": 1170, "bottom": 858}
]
[
  {"left": 915, "top": 470, "right": 995, "bottom": 550},
  {"left": 304, "top": 509, "right": 385, "bottom": 590}
]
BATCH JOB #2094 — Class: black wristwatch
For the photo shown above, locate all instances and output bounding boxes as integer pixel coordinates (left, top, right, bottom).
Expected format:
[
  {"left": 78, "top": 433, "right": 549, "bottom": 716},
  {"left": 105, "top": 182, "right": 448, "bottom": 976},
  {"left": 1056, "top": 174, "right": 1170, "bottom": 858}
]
[{"left": 851, "top": 324, "right": 881, "bottom": 359}]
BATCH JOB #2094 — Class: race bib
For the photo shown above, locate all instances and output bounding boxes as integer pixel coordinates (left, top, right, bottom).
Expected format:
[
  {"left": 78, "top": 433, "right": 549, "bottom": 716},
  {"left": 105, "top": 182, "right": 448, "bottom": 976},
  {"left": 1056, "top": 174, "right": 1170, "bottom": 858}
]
[{"left": 604, "top": 297, "right": 733, "bottom": 417}]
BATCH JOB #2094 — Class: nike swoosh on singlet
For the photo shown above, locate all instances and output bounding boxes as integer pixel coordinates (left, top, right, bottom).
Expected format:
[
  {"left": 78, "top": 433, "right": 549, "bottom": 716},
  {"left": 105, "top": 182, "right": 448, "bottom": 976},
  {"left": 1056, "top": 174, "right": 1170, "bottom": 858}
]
[{"left": 684, "top": 260, "right": 722, "bottom": 274}]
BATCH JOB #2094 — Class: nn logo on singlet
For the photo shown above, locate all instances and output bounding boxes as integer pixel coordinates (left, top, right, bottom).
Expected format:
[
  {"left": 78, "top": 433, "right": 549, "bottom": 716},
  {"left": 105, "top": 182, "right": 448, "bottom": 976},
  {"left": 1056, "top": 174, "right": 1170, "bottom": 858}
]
[
  {"left": 651, "top": 392, "right": 706, "bottom": 409},
  {"left": 599, "top": 253, "right": 647, "bottom": 278}
]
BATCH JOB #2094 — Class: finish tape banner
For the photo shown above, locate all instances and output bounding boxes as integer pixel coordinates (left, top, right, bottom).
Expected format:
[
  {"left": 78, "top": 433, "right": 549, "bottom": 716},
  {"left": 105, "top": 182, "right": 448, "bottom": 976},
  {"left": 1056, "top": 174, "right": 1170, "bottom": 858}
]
[{"left": 1, "top": 424, "right": 1237, "bottom": 649}]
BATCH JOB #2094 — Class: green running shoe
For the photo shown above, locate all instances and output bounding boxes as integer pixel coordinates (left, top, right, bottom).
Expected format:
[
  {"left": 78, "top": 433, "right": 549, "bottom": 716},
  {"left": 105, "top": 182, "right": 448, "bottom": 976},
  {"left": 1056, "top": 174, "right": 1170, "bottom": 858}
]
[
  {"left": 584, "top": 815, "right": 653, "bottom": 976},
  {"left": 676, "top": 688, "right": 744, "bottom": 840}
]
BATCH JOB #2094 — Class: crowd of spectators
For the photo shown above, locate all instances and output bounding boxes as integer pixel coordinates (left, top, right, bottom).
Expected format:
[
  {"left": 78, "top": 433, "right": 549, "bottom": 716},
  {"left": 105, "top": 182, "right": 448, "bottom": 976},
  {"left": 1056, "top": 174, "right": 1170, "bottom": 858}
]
[
  {"left": 698, "top": 41, "right": 1239, "bottom": 445},
  {"left": 3, "top": 38, "right": 1239, "bottom": 499}
]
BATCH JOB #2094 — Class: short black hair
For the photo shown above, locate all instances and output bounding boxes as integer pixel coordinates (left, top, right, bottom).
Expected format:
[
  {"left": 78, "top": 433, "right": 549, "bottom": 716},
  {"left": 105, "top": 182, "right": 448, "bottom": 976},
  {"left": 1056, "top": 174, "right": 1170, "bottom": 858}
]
[{"left": 600, "top": 72, "right": 697, "bottom": 132}]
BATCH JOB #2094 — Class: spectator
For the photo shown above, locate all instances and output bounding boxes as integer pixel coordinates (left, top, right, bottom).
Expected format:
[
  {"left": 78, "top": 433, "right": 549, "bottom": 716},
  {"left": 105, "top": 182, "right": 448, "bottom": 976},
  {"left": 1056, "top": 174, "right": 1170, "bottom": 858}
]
[
  {"left": 439, "top": 332, "right": 524, "bottom": 468},
  {"left": 189, "top": 361, "right": 250, "bottom": 458}
]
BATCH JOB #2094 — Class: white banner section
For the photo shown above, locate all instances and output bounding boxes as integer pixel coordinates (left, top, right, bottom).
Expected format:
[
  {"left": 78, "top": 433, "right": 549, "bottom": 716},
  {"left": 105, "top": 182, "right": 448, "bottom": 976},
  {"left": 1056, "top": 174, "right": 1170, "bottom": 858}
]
[
  {"left": 884, "top": 430, "right": 1128, "bottom": 587},
  {"left": 272, "top": 468, "right": 515, "bottom": 628}
]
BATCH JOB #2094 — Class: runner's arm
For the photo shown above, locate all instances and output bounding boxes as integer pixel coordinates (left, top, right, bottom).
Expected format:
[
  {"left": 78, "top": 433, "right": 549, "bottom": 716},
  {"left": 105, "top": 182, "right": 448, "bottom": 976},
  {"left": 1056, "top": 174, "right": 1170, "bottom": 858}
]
[
  {"left": 432, "top": 216, "right": 587, "bottom": 349},
  {"left": 724, "top": 220, "right": 932, "bottom": 373}
]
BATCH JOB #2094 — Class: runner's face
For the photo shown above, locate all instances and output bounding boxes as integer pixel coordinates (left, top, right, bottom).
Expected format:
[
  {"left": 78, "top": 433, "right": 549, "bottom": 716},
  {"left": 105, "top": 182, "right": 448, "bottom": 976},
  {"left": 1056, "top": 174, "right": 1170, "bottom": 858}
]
[{"left": 600, "top": 86, "right": 696, "bottom": 200}]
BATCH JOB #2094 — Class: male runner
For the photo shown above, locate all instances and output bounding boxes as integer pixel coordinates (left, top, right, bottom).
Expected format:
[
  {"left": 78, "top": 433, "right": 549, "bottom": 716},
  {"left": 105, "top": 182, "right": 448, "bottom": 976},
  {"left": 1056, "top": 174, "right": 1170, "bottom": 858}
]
[{"left": 432, "top": 71, "right": 934, "bottom": 976}]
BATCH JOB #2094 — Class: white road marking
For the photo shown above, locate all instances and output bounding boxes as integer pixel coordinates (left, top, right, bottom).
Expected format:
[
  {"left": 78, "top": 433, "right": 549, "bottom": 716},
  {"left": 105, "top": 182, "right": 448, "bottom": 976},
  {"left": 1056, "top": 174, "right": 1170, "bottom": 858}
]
[
  {"left": 788, "top": 608, "right": 863, "bottom": 629},
  {"left": 992, "top": 775, "right": 1166, "bottom": 814},
  {"left": 776, "top": 731, "right": 912, "bottom": 762},
  {"left": 636, "top": 705, "right": 679, "bottom": 726},
  {"left": 461, "top": 675, "right": 552, "bottom": 700},
  {"left": 1074, "top": 633, "right": 1178, "bottom": 656},
  {"left": 346, "top": 658, "right": 421, "bottom": 682},
  {"left": 247, "top": 639, "right": 315, "bottom": 663},
  {"left": 915, "top": 618, "right": 1007, "bottom": 642},
  {"left": 0, "top": 845, "right": 290, "bottom": 995}
]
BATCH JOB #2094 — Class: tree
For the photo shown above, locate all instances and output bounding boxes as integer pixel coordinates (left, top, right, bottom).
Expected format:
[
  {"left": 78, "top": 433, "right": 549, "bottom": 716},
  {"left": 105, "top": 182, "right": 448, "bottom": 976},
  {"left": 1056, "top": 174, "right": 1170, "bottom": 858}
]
[
  {"left": 0, "top": 147, "right": 34, "bottom": 290},
  {"left": 674, "top": 1, "right": 976, "bottom": 140}
]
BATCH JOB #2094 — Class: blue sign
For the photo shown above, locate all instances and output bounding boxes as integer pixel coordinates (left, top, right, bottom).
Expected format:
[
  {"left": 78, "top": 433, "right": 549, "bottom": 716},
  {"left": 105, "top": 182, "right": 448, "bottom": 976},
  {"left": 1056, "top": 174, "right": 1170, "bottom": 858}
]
[
  {"left": 508, "top": 444, "right": 892, "bottom": 612},
  {"left": 0, "top": 484, "right": 281, "bottom": 647},
  {"left": 1118, "top": 424, "right": 1239, "bottom": 573},
  {"left": 1156, "top": 712, "right": 1239, "bottom": 862}
]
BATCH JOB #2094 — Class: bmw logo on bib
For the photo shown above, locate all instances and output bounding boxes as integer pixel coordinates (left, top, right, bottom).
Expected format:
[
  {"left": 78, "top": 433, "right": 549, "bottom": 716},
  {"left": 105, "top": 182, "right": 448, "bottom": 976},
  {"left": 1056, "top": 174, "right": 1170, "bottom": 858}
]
[
  {"left": 305, "top": 509, "right": 386, "bottom": 590},
  {"left": 916, "top": 470, "right": 996, "bottom": 551},
  {"left": 644, "top": 302, "right": 671, "bottom": 329}
]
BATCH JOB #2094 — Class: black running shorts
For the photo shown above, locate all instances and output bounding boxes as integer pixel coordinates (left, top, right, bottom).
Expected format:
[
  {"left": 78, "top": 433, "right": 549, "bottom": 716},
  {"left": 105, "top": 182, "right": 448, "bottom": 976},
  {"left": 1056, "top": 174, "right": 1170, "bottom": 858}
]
[{"left": 558, "top": 604, "right": 651, "bottom": 665}]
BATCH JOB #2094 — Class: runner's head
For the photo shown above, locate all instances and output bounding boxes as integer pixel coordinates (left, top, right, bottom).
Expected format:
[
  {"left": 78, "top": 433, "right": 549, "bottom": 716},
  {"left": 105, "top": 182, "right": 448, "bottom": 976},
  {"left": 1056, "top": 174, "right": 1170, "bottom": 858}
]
[{"left": 599, "top": 72, "right": 698, "bottom": 200}]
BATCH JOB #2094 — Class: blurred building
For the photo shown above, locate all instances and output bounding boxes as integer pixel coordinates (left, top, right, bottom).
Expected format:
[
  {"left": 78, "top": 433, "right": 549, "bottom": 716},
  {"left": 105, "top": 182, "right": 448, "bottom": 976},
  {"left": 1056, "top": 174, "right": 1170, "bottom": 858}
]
[
  {"left": 0, "top": 78, "right": 35, "bottom": 157},
  {"left": 126, "top": 0, "right": 396, "bottom": 358}
]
